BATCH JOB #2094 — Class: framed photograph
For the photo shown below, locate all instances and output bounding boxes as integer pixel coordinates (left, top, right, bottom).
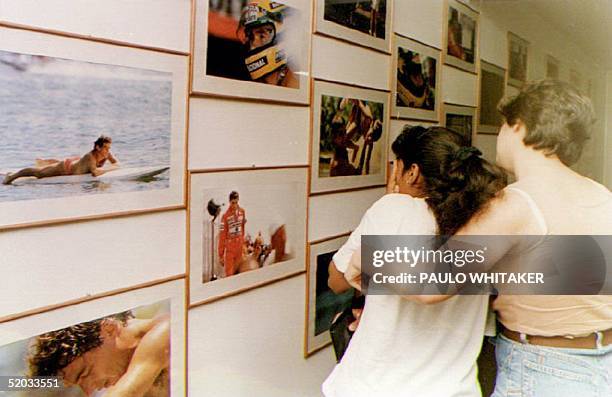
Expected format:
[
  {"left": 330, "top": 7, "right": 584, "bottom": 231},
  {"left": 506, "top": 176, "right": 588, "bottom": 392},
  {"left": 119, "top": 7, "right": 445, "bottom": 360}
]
[
  {"left": 546, "top": 54, "right": 560, "bottom": 79},
  {"left": 305, "top": 235, "right": 354, "bottom": 356},
  {"left": 315, "top": 0, "right": 392, "bottom": 53},
  {"left": 192, "top": 0, "right": 311, "bottom": 103},
  {"left": 443, "top": 104, "right": 475, "bottom": 145},
  {"left": 312, "top": 80, "right": 389, "bottom": 194},
  {"left": 0, "top": 279, "right": 185, "bottom": 397},
  {"left": 0, "top": 28, "right": 187, "bottom": 230},
  {"left": 189, "top": 168, "right": 307, "bottom": 304},
  {"left": 478, "top": 61, "right": 505, "bottom": 134},
  {"left": 444, "top": 0, "right": 479, "bottom": 73},
  {"left": 391, "top": 35, "right": 441, "bottom": 121},
  {"left": 507, "top": 32, "right": 529, "bottom": 87}
]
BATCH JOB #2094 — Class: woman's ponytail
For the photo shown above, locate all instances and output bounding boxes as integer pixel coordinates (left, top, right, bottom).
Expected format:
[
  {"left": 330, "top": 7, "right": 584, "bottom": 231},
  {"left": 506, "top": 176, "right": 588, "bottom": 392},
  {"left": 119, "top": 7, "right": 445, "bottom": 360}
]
[{"left": 392, "top": 126, "right": 507, "bottom": 239}]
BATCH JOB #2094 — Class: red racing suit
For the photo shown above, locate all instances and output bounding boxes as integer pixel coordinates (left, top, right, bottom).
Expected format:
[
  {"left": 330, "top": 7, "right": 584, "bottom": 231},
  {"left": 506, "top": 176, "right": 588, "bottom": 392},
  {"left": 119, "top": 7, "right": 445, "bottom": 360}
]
[{"left": 218, "top": 207, "right": 246, "bottom": 277}]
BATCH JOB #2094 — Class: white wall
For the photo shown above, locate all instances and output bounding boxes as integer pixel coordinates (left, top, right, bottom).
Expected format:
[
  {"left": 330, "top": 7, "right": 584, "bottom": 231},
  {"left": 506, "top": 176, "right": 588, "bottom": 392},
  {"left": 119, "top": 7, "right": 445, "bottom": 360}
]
[
  {"left": 189, "top": 275, "right": 336, "bottom": 397},
  {"left": 0, "top": 0, "right": 191, "bottom": 52},
  {"left": 0, "top": 210, "right": 186, "bottom": 317},
  {"left": 2, "top": 1, "right": 610, "bottom": 397},
  {"left": 479, "top": 2, "right": 608, "bottom": 182}
]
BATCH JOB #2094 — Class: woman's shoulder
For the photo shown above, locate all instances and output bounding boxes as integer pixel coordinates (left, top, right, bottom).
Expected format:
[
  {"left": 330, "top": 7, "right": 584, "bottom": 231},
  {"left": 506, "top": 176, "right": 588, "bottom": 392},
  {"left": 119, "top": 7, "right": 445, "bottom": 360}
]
[
  {"left": 368, "top": 193, "right": 428, "bottom": 215},
  {"left": 364, "top": 193, "right": 434, "bottom": 234},
  {"left": 460, "top": 185, "right": 542, "bottom": 234}
]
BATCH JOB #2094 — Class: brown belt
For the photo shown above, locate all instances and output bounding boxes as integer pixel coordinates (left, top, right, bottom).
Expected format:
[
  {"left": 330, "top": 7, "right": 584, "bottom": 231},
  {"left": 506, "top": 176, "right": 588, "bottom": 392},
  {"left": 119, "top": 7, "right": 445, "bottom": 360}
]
[{"left": 503, "top": 328, "right": 612, "bottom": 349}]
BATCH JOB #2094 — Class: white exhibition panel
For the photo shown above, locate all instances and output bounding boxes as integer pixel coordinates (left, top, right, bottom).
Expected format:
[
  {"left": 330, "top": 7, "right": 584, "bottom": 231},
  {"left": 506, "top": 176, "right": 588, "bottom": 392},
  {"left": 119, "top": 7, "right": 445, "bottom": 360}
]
[
  {"left": 0, "top": 0, "right": 191, "bottom": 52},
  {"left": 188, "top": 98, "right": 309, "bottom": 170},
  {"left": 442, "top": 65, "right": 478, "bottom": 107},
  {"left": 393, "top": 0, "right": 444, "bottom": 49},
  {"left": 308, "top": 187, "right": 385, "bottom": 242},
  {"left": 481, "top": 1, "right": 598, "bottom": 84},
  {"left": 479, "top": 11, "right": 507, "bottom": 68},
  {"left": 474, "top": 133, "right": 498, "bottom": 164},
  {"left": 0, "top": 279, "right": 186, "bottom": 396},
  {"left": 312, "top": 35, "right": 391, "bottom": 91},
  {"left": 0, "top": 210, "right": 186, "bottom": 318},
  {"left": 188, "top": 275, "right": 336, "bottom": 397}
]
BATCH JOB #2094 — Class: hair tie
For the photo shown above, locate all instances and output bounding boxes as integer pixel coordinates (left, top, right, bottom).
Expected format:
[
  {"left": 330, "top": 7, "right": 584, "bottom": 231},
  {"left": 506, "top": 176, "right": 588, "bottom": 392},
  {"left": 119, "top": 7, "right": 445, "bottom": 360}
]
[{"left": 455, "top": 146, "right": 482, "bottom": 162}]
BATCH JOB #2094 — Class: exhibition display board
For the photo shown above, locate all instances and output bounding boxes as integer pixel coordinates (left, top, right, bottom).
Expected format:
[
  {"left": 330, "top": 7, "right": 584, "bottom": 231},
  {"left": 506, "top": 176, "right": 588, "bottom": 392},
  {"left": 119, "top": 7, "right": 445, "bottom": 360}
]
[{"left": 0, "top": 0, "right": 606, "bottom": 396}]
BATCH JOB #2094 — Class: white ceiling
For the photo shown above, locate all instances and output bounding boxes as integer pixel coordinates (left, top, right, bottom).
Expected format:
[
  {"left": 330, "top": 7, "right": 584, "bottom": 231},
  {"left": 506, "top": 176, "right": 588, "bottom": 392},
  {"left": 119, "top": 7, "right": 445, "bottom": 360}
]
[{"left": 517, "top": 0, "right": 612, "bottom": 69}]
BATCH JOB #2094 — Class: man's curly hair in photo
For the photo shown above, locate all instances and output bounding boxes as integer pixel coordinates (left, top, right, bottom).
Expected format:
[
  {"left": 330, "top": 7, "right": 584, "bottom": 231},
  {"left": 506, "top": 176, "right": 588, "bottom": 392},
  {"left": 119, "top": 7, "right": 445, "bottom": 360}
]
[{"left": 28, "top": 311, "right": 133, "bottom": 377}]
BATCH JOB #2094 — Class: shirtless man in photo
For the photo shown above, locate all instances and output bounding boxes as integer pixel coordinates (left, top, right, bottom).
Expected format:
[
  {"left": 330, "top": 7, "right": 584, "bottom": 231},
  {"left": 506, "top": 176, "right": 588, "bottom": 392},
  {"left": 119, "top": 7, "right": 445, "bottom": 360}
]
[
  {"left": 28, "top": 310, "right": 170, "bottom": 397},
  {"left": 2, "top": 135, "right": 119, "bottom": 185}
]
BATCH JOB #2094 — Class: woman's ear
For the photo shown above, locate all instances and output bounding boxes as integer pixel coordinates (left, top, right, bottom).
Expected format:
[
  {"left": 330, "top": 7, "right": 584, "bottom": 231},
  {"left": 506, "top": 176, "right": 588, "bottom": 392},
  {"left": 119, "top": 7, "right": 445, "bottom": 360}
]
[{"left": 405, "top": 163, "right": 421, "bottom": 185}]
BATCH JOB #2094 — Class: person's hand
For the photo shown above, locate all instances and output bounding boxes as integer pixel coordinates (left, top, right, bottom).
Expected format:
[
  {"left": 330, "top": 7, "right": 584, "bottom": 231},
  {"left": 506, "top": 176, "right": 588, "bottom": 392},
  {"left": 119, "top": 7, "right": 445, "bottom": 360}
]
[{"left": 348, "top": 308, "right": 363, "bottom": 332}]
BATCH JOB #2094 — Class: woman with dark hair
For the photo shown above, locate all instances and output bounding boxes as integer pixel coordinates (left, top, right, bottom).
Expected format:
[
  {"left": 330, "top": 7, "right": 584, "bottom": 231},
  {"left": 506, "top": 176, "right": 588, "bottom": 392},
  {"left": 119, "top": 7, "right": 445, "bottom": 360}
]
[{"left": 323, "top": 126, "right": 507, "bottom": 397}]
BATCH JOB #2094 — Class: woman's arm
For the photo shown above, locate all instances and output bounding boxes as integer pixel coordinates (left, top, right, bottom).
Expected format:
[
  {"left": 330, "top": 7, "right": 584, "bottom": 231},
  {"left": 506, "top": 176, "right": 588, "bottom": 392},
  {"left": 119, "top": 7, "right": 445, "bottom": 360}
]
[
  {"left": 328, "top": 261, "right": 353, "bottom": 294},
  {"left": 406, "top": 189, "right": 532, "bottom": 304}
]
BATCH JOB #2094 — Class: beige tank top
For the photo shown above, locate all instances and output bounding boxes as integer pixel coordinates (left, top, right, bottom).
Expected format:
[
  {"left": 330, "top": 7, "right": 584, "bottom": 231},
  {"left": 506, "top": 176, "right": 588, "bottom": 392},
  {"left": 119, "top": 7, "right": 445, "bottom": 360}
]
[{"left": 492, "top": 182, "right": 612, "bottom": 337}]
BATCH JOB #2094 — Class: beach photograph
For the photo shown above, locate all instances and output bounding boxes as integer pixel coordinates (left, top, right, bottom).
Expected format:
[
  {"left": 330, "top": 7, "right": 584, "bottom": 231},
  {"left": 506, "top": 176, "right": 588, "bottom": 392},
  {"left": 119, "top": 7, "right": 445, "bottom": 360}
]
[{"left": 0, "top": 50, "right": 172, "bottom": 203}]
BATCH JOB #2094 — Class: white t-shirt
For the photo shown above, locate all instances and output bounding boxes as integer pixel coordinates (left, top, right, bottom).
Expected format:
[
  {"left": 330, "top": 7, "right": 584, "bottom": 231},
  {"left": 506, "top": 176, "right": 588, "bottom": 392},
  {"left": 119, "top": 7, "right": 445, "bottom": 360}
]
[{"left": 322, "top": 194, "right": 488, "bottom": 397}]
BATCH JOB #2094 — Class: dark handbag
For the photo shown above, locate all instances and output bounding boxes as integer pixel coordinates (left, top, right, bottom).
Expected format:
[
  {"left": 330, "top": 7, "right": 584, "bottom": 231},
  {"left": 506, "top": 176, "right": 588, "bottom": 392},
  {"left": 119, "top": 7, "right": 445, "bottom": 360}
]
[{"left": 329, "top": 294, "right": 365, "bottom": 362}]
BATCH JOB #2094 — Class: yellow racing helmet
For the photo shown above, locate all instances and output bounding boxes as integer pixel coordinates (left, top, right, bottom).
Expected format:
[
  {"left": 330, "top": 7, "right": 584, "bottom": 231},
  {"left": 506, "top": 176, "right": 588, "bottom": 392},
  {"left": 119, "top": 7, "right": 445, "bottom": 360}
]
[{"left": 240, "top": 0, "right": 285, "bottom": 33}]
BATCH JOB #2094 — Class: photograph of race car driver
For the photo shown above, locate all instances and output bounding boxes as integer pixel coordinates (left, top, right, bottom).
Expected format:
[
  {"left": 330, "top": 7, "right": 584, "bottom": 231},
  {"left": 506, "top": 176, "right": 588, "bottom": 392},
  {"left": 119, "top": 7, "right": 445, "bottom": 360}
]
[{"left": 206, "top": 0, "right": 299, "bottom": 88}]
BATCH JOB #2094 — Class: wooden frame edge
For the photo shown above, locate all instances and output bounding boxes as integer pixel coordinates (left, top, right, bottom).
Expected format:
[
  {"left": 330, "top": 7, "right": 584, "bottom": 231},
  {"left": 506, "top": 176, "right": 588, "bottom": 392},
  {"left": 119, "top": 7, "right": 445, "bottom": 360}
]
[
  {"left": 0, "top": 21, "right": 189, "bottom": 56},
  {"left": 188, "top": 270, "right": 305, "bottom": 308},
  {"left": 0, "top": 205, "right": 186, "bottom": 232},
  {"left": 0, "top": 274, "right": 186, "bottom": 324}
]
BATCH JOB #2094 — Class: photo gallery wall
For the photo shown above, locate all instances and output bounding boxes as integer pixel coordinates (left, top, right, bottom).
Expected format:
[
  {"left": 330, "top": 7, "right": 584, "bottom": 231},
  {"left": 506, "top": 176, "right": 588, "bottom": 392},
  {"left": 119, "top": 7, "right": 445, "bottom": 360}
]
[{"left": 1, "top": 1, "right": 579, "bottom": 388}]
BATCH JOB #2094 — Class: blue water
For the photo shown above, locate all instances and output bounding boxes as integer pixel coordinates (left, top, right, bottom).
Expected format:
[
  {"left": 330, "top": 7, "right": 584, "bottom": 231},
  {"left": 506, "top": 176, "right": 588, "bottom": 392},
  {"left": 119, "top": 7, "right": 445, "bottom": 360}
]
[{"left": 0, "top": 52, "right": 172, "bottom": 202}]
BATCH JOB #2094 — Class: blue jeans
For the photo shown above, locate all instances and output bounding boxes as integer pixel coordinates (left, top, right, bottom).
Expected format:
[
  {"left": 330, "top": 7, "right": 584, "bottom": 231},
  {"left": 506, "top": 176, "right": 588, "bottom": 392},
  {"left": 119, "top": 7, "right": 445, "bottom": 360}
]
[{"left": 492, "top": 334, "right": 612, "bottom": 397}]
